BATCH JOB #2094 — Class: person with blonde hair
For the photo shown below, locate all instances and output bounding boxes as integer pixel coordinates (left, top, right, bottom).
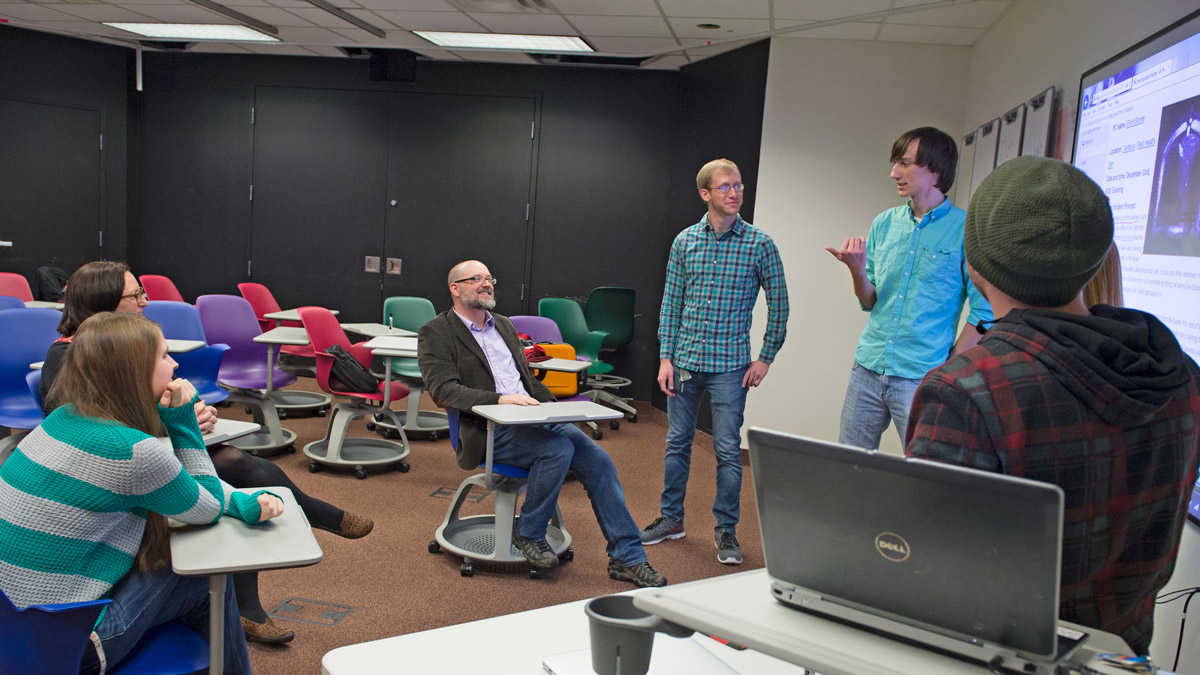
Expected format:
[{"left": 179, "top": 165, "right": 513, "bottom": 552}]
[
  {"left": 1082, "top": 242, "right": 1124, "bottom": 307},
  {"left": 0, "top": 312, "right": 283, "bottom": 674}
]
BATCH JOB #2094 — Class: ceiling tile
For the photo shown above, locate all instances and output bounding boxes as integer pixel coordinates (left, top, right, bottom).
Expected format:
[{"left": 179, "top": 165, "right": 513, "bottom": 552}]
[
  {"left": 121, "top": 3, "right": 233, "bottom": 22},
  {"left": 565, "top": 14, "right": 670, "bottom": 38},
  {"left": 585, "top": 35, "right": 680, "bottom": 54},
  {"left": 658, "top": 0, "right": 768, "bottom": 19},
  {"left": 372, "top": 9, "right": 480, "bottom": 31},
  {"left": 274, "top": 25, "right": 346, "bottom": 41},
  {"left": 185, "top": 41, "right": 253, "bottom": 52},
  {"left": 775, "top": 21, "right": 881, "bottom": 40},
  {"left": 409, "top": 45, "right": 459, "bottom": 59},
  {"left": 33, "top": 3, "right": 157, "bottom": 21},
  {"left": 91, "top": 0, "right": 188, "bottom": 5},
  {"left": 877, "top": 22, "right": 982, "bottom": 45},
  {"left": 0, "top": 3, "right": 89, "bottom": 21},
  {"left": 354, "top": 0, "right": 453, "bottom": 9},
  {"left": 449, "top": 48, "right": 535, "bottom": 64},
  {"left": 345, "top": 8, "right": 397, "bottom": 29},
  {"left": 683, "top": 38, "right": 752, "bottom": 58},
  {"left": 885, "top": 1, "right": 1011, "bottom": 28},
  {"left": 668, "top": 17, "right": 770, "bottom": 40},
  {"left": 303, "top": 44, "right": 349, "bottom": 56},
  {"left": 547, "top": 0, "right": 660, "bottom": 16},
  {"left": 240, "top": 42, "right": 316, "bottom": 54},
  {"left": 222, "top": 0, "right": 274, "bottom": 6},
  {"left": 466, "top": 12, "right": 574, "bottom": 35},
  {"left": 220, "top": 6, "right": 316, "bottom": 27},
  {"left": 640, "top": 54, "right": 689, "bottom": 70},
  {"left": 772, "top": 0, "right": 890, "bottom": 21}
]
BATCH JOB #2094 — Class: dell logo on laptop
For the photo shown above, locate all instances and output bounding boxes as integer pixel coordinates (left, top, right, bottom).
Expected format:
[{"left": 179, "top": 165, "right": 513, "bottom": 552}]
[{"left": 874, "top": 532, "right": 911, "bottom": 562}]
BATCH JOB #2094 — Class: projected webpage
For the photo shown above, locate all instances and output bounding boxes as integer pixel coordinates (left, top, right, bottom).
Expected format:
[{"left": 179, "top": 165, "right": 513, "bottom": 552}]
[{"left": 1075, "top": 29, "right": 1200, "bottom": 364}]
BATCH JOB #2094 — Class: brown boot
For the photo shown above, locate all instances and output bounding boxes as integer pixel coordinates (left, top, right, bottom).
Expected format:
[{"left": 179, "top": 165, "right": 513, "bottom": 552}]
[
  {"left": 336, "top": 512, "right": 374, "bottom": 539},
  {"left": 240, "top": 616, "right": 295, "bottom": 644}
]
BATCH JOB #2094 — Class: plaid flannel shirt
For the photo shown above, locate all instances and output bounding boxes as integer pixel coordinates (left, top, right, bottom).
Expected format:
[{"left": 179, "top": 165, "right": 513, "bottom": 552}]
[
  {"left": 905, "top": 309, "right": 1200, "bottom": 654},
  {"left": 658, "top": 213, "right": 789, "bottom": 372}
]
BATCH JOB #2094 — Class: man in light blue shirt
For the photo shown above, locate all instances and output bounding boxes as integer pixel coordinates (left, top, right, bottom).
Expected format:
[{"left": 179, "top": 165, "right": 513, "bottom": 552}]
[{"left": 826, "top": 127, "right": 991, "bottom": 450}]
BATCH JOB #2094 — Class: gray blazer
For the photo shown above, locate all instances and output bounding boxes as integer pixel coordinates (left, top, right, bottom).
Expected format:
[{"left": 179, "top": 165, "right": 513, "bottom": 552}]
[{"left": 417, "top": 309, "right": 554, "bottom": 469}]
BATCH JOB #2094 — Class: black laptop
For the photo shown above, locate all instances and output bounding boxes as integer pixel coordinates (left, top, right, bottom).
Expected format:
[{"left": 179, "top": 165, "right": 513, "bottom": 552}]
[{"left": 747, "top": 428, "right": 1088, "bottom": 672}]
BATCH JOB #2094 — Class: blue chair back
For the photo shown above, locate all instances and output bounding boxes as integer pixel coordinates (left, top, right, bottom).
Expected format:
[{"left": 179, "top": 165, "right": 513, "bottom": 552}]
[
  {"left": 143, "top": 301, "right": 205, "bottom": 341},
  {"left": 445, "top": 407, "right": 528, "bottom": 479},
  {"left": 25, "top": 370, "right": 43, "bottom": 414},
  {"left": 0, "top": 308, "right": 61, "bottom": 430},
  {"left": 0, "top": 295, "right": 25, "bottom": 310},
  {"left": 0, "top": 588, "right": 209, "bottom": 675},
  {"left": 142, "top": 301, "right": 231, "bottom": 404}
]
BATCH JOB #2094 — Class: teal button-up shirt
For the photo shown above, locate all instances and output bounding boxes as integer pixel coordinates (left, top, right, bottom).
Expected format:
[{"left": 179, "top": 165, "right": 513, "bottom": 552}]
[
  {"left": 855, "top": 198, "right": 992, "bottom": 380},
  {"left": 659, "top": 213, "right": 789, "bottom": 372}
]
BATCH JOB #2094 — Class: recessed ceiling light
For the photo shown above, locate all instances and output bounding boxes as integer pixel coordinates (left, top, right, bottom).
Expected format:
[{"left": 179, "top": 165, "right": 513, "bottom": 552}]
[
  {"left": 696, "top": 23, "right": 721, "bottom": 30},
  {"left": 413, "top": 31, "right": 592, "bottom": 52},
  {"left": 104, "top": 23, "right": 279, "bottom": 41}
]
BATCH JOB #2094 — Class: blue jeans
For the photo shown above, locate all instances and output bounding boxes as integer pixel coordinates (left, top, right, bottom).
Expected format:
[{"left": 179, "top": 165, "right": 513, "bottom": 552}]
[
  {"left": 838, "top": 361, "right": 922, "bottom": 450},
  {"left": 662, "top": 366, "right": 749, "bottom": 534},
  {"left": 80, "top": 567, "right": 249, "bottom": 675},
  {"left": 492, "top": 421, "right": 645, "bottom": 567}
]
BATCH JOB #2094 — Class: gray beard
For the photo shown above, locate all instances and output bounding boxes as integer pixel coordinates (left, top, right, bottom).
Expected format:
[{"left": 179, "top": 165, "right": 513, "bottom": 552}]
[{"left": 464, "top": 294, "right": 496, "bottom": 311}]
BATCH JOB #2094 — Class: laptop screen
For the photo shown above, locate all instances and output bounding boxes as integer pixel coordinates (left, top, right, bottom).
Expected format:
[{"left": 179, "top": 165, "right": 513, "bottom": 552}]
[{"left": 749, "top": 428, "right": 1066, "bottom": 660}]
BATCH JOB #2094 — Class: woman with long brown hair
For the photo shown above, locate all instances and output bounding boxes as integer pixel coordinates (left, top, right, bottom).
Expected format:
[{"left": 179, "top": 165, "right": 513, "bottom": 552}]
[
  {"left": 0, "top": 312, "right": 283, "bottom": 674},
  {"left": 40, "top": 261, "right": 372, "bottom": 644}
]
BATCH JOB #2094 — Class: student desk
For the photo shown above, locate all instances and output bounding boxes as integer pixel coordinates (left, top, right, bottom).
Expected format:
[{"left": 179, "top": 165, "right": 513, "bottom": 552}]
[
  {"left": 341, "top": 322, "right": 417, "bottom": 338},
  {"left": 263, "top": 307, "right": 338, "bottom": 323},
  {"left": 29, "top": 338, "right": 206, "bottom": 371},
  {"left": 23, "top": 300, "right": 63, "bottom": 309},
  {"left": 170, "top": 486, "right": 322, "bottom": 675}
]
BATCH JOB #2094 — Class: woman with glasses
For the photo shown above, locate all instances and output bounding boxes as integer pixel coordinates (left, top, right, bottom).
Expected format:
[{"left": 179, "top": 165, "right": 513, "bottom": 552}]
[
  {"left": 39, "top": 260, "right": 374, "bottom": 645},
  {"left": 3, "top": 311, "right": 283, "bottom": 674}
]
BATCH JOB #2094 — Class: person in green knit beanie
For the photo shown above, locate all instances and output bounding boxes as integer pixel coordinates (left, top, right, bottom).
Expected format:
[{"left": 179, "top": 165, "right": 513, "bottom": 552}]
[
  {"left": 0, "top": 312, "right": 284, "bottom": 674},
  {"left": 906, "top": 156, "right": 1200, "bottom": 655}
]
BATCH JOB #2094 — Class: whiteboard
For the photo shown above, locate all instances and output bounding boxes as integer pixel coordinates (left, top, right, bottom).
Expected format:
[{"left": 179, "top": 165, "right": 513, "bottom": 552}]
[
  {"left": 958, "top": 131, "right": 976, "bottom": 206},
  {"left": 1021, "top": 86, "right": 1055, "bottom": 157},
  {"left": 996, "top": 103, "right": 1026, "bottom": 167},
  {"left": 969, "top": 118, "right": 1000, "bottom": 198}
]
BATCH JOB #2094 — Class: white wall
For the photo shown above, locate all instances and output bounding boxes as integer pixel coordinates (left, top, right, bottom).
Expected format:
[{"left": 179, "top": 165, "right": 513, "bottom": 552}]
[{"left": 753, "top": 0, "right": 1200, "bottom": 664}]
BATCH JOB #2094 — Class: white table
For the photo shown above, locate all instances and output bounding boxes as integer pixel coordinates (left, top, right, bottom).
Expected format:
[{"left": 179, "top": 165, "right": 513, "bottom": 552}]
[
  {"left": 28, "top": 338, "right": 205, "bottom": 371},
  {"left": 633, "top": 570, "right": 1134, "bottom": 675},
  {"left": 529, "top": 357, "right": 590, "bottom": 373},
  {"left": 341, "top": 322, "right": 417, "bottom": 338},
  {"left": 23, "top": 300, "right": 63, "bottom": 309},
  {"left": 159, "top": 418, "right": 261, "bottom": 448},
  {"left": 171, "top": 486, "right": 322, "bottom": 675},
  {"left": 322, "top": 589, "right": 807, "bottom": 674},
  {"left": 362, "top": 334, "right": 418, "bottom": 355},
  {"left": 263, "top": 307, "right": 338, "bottom": 323},
  {"left": 252, "top": 327, "right": 310, "bottom": 394}
]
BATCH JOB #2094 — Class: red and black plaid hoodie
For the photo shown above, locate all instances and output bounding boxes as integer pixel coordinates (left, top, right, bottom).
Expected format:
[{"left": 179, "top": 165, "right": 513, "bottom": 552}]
[{"left": 905, "top": 305, "right": 1200, "bottom": 655}]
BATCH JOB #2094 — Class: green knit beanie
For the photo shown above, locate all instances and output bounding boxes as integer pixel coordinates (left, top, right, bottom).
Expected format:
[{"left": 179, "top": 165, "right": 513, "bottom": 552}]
[{"left": 964, "top": 156, "right": 1113, "bottom": 307}]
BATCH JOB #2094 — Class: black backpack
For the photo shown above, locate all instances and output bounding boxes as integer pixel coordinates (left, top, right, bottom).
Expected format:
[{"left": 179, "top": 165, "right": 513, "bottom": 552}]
[{"left": 324, "top": 345, "right": 379, "bottom": 393}]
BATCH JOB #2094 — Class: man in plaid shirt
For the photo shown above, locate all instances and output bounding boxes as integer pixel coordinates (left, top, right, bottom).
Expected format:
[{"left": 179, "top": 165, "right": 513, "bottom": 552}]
[
  {"left": 641, "top": 158, "right": 789, "bottom": 566},
  {"left": 906, "top": 157, "right": 1200, "bottom": 655}
]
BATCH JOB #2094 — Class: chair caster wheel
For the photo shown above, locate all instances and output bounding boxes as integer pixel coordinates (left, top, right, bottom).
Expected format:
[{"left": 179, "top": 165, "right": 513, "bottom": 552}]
[
  {"left": 530, "top": 568, "right": 547, "bottom": 579},
  {"left": 461, "top": 562, "right": 474, "bottom": 577},
  {"left": 559, "top": 548, "right": 574, "bottom": 562},
  {"left": 628, "top": 413, "right": 638, "bottom": 423},
  {"left": 386, "top": 429, "right": 399, "bottom": 440},
  {"left": 396, "top": 461, "right": 410, "bottom": 473},
  {"left": 366, "top": 422, "right": 376, "bottom": 431},
  {"left": 428, "top": 540, "right": 441, "bottom": 554},
  {"left": 428, "top": 431, "right": 440, "bottom": 442},
  {"left": 591, "top": 427, "right": 603, "bottom": 440},
  {"left": 244, "top": 406, "right": 253, "bottom": 415},
  {"left": 278, "top": 410, "right": 287, "bottom": 420},
  {"left": 318, "top": 408, "right": 327, "bottom": 417},
  {"left": 286, "top": 444, "right": 296, "bottom": 454},
  {"left": 308, "top": 461, "right": 320, "bottom": 473},
  {"left": 354, "top": 465, "right": 368, "bottom": 480},
  {"left": 609, "top": 419, "right": 620, "bottom": 431}
]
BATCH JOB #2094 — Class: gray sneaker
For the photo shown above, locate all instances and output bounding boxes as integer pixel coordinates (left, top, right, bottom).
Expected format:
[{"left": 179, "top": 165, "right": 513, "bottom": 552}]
[
  {"left": 608, "top": 560, "right": 668, "bottom": 588},
  {"left": 640, "top": 516, "right": 685, "bottom": 545},
  {"left": 715, "top": 531, "right": 742, "bottom": 565},
  {"left": 512, "top": 532, "right": 560, "bottom": 568}
]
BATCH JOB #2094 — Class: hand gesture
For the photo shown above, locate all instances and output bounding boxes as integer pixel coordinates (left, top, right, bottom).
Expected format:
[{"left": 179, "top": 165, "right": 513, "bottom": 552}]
[
  {"left": 256, "top": 493, "right": 285, "bottom": 522},
  {"left": 193, "top": 401, "right": 218, "bottom": 434},
  {"left": 825, "top": 237, "right": 867, "bottom": 274},
  {"left": 159, "top": 378, "right": 198, "bottom": 409}
]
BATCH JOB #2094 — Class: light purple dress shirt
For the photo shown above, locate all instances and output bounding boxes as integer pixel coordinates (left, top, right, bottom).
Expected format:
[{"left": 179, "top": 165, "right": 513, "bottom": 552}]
[{"left": 454, "top": 310, "right": 530, "bottom": 397}]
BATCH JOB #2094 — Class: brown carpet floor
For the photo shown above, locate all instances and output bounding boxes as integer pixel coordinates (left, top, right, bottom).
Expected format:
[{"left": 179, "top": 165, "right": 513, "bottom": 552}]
[{"left": 218, "top": 380, "right": 762, "bottom": 674}]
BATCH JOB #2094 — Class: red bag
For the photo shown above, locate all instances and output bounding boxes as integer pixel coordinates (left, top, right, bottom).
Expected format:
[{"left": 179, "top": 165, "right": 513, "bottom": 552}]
[{"left": 519, "top": 332, "right": 552, "bottom": 363}]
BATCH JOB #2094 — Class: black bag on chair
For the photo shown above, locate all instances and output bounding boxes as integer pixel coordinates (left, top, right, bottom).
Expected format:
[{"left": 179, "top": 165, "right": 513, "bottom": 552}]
[{"left": 324, "top": 345, "right": 379, "bottom": 393}]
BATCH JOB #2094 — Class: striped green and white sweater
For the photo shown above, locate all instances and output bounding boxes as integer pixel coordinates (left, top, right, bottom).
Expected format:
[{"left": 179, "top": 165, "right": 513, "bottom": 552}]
[{"left": 0, "top": 398, "right": 266, "bottom": 609}]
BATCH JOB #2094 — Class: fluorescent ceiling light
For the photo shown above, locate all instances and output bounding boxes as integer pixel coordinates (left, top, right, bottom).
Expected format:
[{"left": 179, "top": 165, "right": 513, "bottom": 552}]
[
  {"left": 413, "top": 31, "right": 591, "bottom": 52},
  {"left": 105, "top": 23, "right": 279, "bottom": 42}
]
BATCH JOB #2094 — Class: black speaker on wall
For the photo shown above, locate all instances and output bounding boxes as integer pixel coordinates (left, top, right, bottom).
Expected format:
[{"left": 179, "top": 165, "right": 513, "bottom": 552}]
[{"left": 368, "top": 49, "right": 417, "bottom": 82}]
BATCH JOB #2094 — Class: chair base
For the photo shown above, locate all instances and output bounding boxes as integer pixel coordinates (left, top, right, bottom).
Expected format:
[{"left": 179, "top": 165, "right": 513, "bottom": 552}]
[
  {"left": 587, "top": 373, "right": 632, "bottom": 390},
  {"left": 222, "top": 391, "right": 296, "bottom": 456},
  {"left": 581, "top": 389, "right": 638, "bottom": 421},
  {"left": 433, "top": 473, "right": 571, "bottom": 574},
  {"left": 264, "top": 389, "right": 331, "bottom": 417},
  {"left": 303, "top": 399, "right": 410, "bottom": 479},
  {"left": 369, "top": 383, "right": 448, "bottom": 440}
]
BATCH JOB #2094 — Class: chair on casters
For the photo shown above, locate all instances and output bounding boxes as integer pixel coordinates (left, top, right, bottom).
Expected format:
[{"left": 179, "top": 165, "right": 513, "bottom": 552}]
[
  {"left": 537, "top": 298, "right": 638, "bottom": 423},
  {"left": 510, "top": 315, "right": 605, "bottom": 440},
  {"left": 583, "top": 287, "right": 637, "bottom": 392},
  {"left": 138, "top": 274, "right": 186, "bottom": 302},
  {"left": 429, "top": 408, "right": 572, "bottom": 578},
  {"left": 142, "top": 302, "right": 230, "bottom": 406},
  {"left": 368, "top": 296, "right": 448, "bottom": 441},
  {"left": 195, "top": 294, "right": 320, "bottom": 456},
  {"left": 0, "top": 308, "right": 62, "bottom": 463},
  {"left": 237, "top": 283, "right": 326, "bottom": 400},
  {"left": 298, "top": 306, "right": 411, "bottom": 479},
  {"left": 0, "top": 273, "right": 34, "bottom": 303},
  {"left": 0, "top": 589, "right": 209, "bottom": 675}
]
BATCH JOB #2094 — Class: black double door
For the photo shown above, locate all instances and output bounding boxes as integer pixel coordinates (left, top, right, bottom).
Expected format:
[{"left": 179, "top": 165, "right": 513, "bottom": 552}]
[
  {"left": 249, "top": 86, "right": 536, "bottom": 321},
  {"left": 0, "top": 97, "right": 102, "bottom": 284}
]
